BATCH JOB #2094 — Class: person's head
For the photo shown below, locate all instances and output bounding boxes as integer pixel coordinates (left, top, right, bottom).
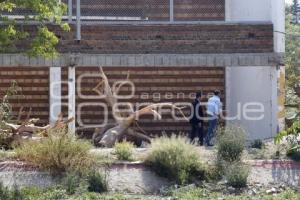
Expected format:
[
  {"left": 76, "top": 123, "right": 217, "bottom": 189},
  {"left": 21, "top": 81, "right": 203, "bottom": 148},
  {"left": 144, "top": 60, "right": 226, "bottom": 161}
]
[
  {"left": 196, "top": 91, "right": 202, "bottom": 101},
  {"left": 214, "top": 90, "right": 221, "bottom": 97}
]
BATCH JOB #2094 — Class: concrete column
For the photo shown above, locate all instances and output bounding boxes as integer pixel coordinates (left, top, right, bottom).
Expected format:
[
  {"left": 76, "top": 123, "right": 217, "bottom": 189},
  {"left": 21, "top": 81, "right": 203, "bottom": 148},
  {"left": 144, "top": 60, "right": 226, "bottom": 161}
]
[
  {"left": 272, "top": 0, "right": 285, "bottom": 53},
  {"left": 272, "top": 0, "right": 285, "bottom": 131},
  {"left": 76, "top": 0, "right": 81, "bottom": 41},
  {"left": 49, "top": 67, "right": 62, "bottom": 125},
  {"left": 224, "top": 0, "right": 280, "bottom": 139},
  {"left": 225, "top": 0, "right": 231, "bottom": 114},
  {"left": 225, "top": 0, "right": 272, "bottom": 22},
  {"left": 68, "top": 67, "right": 76, "bottom": 134},
  {"left": 225, "top": 0, "right": 231, "bottom": 21},
  {"left": 170, "top": 0, "right": 174, "bottom": 22}
]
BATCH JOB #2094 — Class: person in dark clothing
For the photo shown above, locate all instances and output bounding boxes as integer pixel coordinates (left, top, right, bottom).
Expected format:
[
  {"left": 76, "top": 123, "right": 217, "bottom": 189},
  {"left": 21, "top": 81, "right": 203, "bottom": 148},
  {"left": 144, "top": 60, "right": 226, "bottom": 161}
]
[{"left": 189, "top": 91, "right": 205, "bottom": 145}]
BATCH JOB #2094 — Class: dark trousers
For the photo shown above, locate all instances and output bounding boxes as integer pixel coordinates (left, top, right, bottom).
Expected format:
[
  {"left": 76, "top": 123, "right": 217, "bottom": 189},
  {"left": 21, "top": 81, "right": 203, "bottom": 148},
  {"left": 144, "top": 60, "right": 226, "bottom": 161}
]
[{"left": 189, "top": 124, "right": 204, "bottom": 145}]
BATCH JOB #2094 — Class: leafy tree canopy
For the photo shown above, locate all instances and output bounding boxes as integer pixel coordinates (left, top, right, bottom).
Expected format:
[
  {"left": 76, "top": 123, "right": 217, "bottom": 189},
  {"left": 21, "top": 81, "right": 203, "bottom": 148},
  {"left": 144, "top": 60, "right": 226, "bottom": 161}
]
[
  {"left": 0, "top": 0, "right": 70, "bottom": 58},
  {"left": 286, "top": 6, "right": 300, "bottom": 88}
]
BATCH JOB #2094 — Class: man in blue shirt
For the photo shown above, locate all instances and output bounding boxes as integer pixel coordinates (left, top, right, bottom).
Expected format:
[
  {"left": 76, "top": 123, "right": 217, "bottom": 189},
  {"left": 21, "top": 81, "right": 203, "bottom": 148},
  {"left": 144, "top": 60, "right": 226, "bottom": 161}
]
[{"left": 205, "top": 90, "right": 222, "bottom": 146}]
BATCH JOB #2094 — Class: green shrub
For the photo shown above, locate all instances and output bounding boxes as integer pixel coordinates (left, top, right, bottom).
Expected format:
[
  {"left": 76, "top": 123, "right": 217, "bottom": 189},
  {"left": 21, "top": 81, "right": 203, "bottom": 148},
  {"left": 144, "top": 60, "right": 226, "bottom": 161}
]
[
  {"left": 87, "top": 171, "right": 108, "bottom": 193},
  {"left": 0, "top": 130, "right": 14, "bottom": 150},
  {"left": 0, "top": 183, "right": 10, "bottom": 200},
  {"left": 38, "top": 188, "right": 68, "bottom": 200},
  {"left": 266, "top": 189, "right": 300, "bottom": 200},
  {"left": 0, "top": 81, "right": 22, "bottom": 149},
  {"left": 0, "top": 149, "right": 14, "bottom": 161},
  {"left": 10, "top": 185, "right": 24, "bottom": 200},
  {"left": 76, "top": 192, "right": 133, "bottom": 200},
  {"left": 170, "top": 187, "right": 210, "bottom": 200},
  {"left": 0, "top": 183, "right": 25, "bottom": 200},
  {"left": 251, "top": 139, "right": 264, "bottom": 149},
  {"left": 275, "top": 121, "right": 300, "bottom": 161},
  {"left": 20, "top": 187, "right": 43, "bottom": 199},
  {"left": 205, "top": 161, "right": 224, "bottom": 181},
  {"left": 216, "top": 125, "right": 247, "bottom": 162},
  {"left": 169, "top": 186, "right": 300, "bottom": 200},
  {"left": 0, "top": 81, "right": 20, "bottom": 122},
  {"left": 114, "top": 140, "right": 134, "bottom": 161},
  {"left": 225, "top": 162, "right": 249, "bottom": 188},
  {"left": 15, "top": 127, "right": 95, "bottom": 175},
  {"left": 287, "top": 148, "right": 300, "bottom": 161},
  {"left": 145, "top": 135, "right": 207, "bottom": 185},
  {"left": 62, "top": 172, "right": 81, "bottom": 195}
]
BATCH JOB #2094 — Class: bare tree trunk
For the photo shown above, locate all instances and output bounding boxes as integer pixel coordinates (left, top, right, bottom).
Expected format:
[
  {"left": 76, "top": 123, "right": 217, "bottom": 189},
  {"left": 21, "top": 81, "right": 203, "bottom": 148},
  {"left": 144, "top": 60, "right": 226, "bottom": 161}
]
[{"left": 93, "top": 67, "right": 188, "bottom": 147}]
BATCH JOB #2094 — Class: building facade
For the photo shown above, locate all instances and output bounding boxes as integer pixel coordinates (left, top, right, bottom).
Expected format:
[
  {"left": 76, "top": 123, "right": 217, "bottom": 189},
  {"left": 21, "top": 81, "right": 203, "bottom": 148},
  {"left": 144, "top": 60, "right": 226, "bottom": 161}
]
[{"left": 0, "top": 0, "right": 285, "bottom": 140}]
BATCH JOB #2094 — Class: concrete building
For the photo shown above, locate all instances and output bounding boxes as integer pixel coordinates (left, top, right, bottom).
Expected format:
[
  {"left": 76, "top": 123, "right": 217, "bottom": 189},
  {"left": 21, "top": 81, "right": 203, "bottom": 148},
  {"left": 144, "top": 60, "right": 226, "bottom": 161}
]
[{"left": 0, "top": 0, "right": 285, "bottom": 140}]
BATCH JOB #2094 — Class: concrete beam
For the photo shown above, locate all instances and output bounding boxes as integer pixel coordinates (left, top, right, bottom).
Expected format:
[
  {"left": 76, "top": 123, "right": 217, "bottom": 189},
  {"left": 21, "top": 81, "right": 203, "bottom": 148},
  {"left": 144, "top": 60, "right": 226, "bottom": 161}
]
[{"left": 0, "top": 53, "right": 284, "bottom": 67}]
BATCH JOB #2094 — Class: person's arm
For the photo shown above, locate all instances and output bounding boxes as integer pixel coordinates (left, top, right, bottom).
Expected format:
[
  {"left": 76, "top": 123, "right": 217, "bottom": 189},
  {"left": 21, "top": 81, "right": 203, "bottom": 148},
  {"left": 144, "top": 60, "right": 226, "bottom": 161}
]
[
  {"left": 199, "top": 105, "right": 204, "bottom": 123},
  {"left": 216, "top": 100, "right": 222, "bottom": 117},
  {"left": 190, "top": 101, "right": 197, "bottom": 123}
]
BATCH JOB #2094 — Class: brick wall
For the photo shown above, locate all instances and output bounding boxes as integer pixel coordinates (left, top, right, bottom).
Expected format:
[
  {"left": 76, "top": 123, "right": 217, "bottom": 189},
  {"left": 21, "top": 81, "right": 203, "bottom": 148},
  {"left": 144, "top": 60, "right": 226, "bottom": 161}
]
[
  {"left": 12, "top": 23, "right": 273, "bottom": 54},
  {"left": 62, "top": 67, "right": 225, "bottom": 136},
  {"left": 70, "top": 24, "right": 272, "bottom": 54},
  {"left": 0, "top": 67, "right": 49, "bottom": 125}
]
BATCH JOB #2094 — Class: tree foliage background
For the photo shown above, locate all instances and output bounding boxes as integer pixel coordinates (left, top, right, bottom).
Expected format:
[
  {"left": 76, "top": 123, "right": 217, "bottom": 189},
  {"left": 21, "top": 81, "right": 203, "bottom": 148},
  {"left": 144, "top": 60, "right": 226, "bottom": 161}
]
[
  {"left": 284, "top": 4, "right": 300, "bottom": 119},
  {"left": 286, "top": 5, "right": 300, "bottom": 89},
  {"left": 0, "top": 0, "right": 70, "bottom": 58}
]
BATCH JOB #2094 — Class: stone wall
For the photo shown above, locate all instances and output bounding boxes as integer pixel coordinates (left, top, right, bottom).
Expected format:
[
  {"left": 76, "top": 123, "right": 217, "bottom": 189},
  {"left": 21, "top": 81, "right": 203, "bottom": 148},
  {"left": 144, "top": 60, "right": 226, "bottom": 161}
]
[
  {"left": 0, "top": 161, "right": 169, "bottom": 194},
  {"left": 0, "top": 160, "right": 300, "bottom": 194}
]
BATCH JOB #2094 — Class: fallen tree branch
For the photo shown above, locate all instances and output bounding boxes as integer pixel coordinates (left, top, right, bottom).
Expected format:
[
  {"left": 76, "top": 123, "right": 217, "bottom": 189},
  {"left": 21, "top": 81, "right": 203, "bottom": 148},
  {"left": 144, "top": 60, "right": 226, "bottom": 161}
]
[{"left": 93, "top": 67, "right": 188, "bottom": 147}]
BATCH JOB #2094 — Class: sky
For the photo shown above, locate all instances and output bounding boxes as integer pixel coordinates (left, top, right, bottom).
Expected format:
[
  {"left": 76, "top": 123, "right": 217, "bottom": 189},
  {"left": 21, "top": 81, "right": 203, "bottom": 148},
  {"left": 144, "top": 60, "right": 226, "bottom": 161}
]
[{"left": 286, "top": 0, "right": 292, "bottom": 5}]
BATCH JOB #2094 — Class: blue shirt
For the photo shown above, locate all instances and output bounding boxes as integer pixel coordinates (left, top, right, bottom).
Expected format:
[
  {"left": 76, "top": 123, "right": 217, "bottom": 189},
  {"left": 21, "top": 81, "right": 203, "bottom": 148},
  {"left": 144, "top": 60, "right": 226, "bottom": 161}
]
[{"left": 207, "top": 95, "right": 222, "bottom": 118}]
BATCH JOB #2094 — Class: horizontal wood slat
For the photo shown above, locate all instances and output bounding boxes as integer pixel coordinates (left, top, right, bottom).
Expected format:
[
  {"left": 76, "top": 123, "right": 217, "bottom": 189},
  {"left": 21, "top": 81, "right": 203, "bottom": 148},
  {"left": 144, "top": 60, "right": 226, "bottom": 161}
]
[
  {"left": 0, "top": 67, "right": 49, "bottom": 125},
  {"left": 0, "top": 66, "right": 225, "bottom": 135},
  {"left": 63, "top": 66, "right": 226, "bottom": 135}
]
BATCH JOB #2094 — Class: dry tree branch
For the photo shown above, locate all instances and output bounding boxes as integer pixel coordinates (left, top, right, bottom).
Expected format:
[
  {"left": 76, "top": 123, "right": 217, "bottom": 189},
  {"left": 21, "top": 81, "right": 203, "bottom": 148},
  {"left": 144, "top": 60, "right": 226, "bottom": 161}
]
[
  {"left": 92, "top": 68, "right": 188, "bottom": 147},
  {"left": 126, "top": 103, "right": 188, "bottom": 124},
  {"left": 93, "top": 67, "right": 121, "bottom": 119},
  {"left": 112, "top": 70, "right": 131, "bottom": 96}
]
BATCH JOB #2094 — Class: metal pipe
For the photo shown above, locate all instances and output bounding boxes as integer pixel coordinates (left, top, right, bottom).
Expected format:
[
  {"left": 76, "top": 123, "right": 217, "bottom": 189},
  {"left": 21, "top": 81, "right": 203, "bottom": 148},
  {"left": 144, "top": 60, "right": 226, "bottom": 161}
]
[
  {"left": 297, "top": 0, "right": 299, "bottom": 24},
  {"left": 76, "top": 0, "right": 81, "bottom": 40},
  {"left": 68, "top": 66, "right": 76, "bottom": 134},
  {"left": 170, "top": 0, "right": 174, "bottom": 22},
  {"left": 68, "top": 0, "right": 72, "bottom": 22}
]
